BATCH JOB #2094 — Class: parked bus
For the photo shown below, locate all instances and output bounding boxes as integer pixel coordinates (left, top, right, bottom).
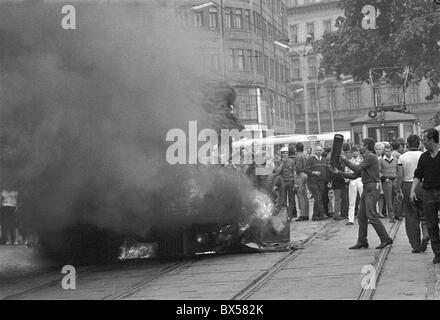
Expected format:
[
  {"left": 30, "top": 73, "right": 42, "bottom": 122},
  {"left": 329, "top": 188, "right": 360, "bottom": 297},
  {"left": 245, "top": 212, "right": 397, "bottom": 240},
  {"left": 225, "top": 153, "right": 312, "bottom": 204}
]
[{"left": 232, "top": 131, "right": 351, "bottom": 154}]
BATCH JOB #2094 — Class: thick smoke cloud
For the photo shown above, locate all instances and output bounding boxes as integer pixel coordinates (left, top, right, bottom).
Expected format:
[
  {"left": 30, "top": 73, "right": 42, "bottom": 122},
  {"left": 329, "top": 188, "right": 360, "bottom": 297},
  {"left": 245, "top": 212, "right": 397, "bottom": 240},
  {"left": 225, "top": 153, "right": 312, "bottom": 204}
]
[{"left": 0, "top": 0, "right": 263, "bottom": 253}]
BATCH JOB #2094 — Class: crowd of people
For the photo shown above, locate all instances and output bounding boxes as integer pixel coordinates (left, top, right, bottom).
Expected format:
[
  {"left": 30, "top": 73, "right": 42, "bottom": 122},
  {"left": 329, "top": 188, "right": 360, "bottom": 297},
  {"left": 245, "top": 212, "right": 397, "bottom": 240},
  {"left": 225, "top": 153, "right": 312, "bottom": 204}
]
[{"left": 272, "top": 128, "right": 440, "bottom": 263}]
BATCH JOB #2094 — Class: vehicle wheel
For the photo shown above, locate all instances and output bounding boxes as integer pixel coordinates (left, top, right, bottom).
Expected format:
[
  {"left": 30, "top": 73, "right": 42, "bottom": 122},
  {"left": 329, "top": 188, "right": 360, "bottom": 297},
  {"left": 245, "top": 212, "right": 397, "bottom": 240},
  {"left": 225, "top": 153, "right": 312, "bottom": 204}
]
[{"left": 265, "top": 174, "right": 284, "bottom": 212}]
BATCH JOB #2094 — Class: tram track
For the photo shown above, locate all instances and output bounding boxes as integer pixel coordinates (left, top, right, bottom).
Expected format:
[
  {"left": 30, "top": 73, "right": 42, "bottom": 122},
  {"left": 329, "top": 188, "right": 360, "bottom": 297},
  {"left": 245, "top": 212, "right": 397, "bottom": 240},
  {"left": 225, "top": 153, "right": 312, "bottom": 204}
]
[
  {"left": 3, "top": 219, "right": 338, "bottom": 300},
  {"left": 358, "top": 220, "right": 403, "bottom": 300},
  {"left": 231, "top": 220, "right": 338, "bottom": 300},
  {"left": 6, "top": 218, "right": 387, "bottom": 300},
  {"left": 2, "top": 265, "right": 98, "bottom": 300}
]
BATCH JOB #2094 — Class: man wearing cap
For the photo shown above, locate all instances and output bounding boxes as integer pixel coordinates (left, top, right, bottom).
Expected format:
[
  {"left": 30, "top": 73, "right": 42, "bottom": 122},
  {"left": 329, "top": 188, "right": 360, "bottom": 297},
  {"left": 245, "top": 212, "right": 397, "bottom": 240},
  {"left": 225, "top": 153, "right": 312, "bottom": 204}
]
[{"left": 276, "top": 146, "right": 296, "bottom": 220}]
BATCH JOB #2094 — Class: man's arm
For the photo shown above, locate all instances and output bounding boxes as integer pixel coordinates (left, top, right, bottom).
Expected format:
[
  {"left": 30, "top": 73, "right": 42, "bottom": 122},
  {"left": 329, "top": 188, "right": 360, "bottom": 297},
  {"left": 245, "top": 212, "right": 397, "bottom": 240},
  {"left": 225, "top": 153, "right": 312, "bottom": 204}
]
[
  {"left": 409, "top": 177, "right": 421, "bottom": 203},
  {"left": 342, "top": 153, "right": 374, "bottom": 173},
  {"left": 305, "top": 157, "right": 314, "bottom": 177},
  {"left": 396, "top": 164, "right": 404, "bottom": 195},
  {"left": 340, "top": 170, "right": 361, "bottom": 180},
  {"left": 410, "top": 156, "right": 425, "bottom": 203}
]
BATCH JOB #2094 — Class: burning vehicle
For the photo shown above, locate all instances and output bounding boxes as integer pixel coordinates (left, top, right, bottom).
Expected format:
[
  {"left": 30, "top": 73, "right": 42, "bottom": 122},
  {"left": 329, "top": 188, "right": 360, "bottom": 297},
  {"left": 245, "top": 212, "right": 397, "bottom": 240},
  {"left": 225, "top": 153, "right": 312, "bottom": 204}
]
[{"left": 0, "top": 1, "right": 289, "bottom": 264}]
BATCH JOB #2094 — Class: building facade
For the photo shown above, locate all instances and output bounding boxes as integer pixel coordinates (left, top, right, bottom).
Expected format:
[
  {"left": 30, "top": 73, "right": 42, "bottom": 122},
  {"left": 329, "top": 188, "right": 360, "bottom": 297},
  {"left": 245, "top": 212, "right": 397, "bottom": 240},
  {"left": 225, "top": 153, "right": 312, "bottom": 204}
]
[
  {"left": 286, "top": 0, "right": 439, "bottom": 142},
  {"left": 176, "top": 0, "right": 295, "bottom": 137}
]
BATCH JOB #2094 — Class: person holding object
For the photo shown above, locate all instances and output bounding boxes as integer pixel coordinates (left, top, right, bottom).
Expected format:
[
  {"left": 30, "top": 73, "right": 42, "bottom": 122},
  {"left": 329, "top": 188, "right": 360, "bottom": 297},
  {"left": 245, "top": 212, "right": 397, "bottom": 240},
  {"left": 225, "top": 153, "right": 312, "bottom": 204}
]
[
  {"left": 330, "top": 138, "right": 393, "bottom": 249},
  {"left": 410, "top": 128, "right": 440, "bottom": 264}
]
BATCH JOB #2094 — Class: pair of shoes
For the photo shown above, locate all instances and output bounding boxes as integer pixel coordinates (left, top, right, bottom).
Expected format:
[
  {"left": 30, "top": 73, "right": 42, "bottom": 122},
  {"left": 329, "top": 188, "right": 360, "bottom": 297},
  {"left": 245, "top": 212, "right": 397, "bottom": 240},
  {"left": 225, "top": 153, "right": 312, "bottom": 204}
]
[
  {"left": 421, "top": 238, "right": 429, "bottom": 252},
  {"left": 13, "top": 241, "right": 20, "bottom": 245},
  {"left": 433, "top": 256, "right": 440, "bottom": 264},
  {"left": 395, "top": 216, "right": 402, "bottom": 221},
  {"left": 334, "top": 216, "right": 345, "bottom": 221},
  {"left": 349, "top": 243, "right": 369, "bottom": 249},
  {"left": 412, "top": 249, "right": 422, "bottom": 253},
  {"left": 389, "top": 218, "right": 396, "bottom": 223},
  {"left": 296, "top": 216, "right": 309, "bottom": 222},
  {"left": 346, "top": 222, "right": 354, "bottom": 225},
  {"left": 376, "top": 238, "right": 393, "bottom": 249}
]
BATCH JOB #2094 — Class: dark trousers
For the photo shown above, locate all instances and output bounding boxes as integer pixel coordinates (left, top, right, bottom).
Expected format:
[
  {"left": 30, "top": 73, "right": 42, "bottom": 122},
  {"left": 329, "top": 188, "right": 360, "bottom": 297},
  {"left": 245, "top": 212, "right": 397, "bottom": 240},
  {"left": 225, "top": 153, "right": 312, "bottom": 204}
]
[
  {"left": 341, "top": 183, "right": 349, "bottom": 217},
  {"left": 308, "top": 180, "right": 326, "bottom": 219},
  {"left": 382, "top": 179, "right": 402, "bottom": 219},
  {"left": 403, "top": 182, "right": 429, "bottom": 251},
  {"left": 323, "top": 184, "right": 330, "bottom": 215},
  {"left": 422, "top": 189, "right": 440, "bottom": 258},
  {"left": 283, "top": 183, "right": 297, "bottom": 218},
  {"left": 296, "top": 173, "right": 309, "bottom": 218},
  {"left": 357, "top": 182, "right": 390, "bottom": 245}
]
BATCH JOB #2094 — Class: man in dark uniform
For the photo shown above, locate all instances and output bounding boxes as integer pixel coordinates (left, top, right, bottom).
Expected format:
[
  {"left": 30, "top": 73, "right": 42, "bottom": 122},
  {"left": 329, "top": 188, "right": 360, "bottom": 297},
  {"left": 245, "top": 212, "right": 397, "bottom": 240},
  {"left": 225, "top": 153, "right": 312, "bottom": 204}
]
[
  {"left": 331, "top": 138, "right": 393, "bottom": 249},
  {"left": 278, "top": 146, "right": 296, "bottom": 220},
  {"left": 411, "top": 128, "right": 440, "bottom": 264},
  {"left": 305, "top": 145, "right": 329, "bottom": 221}
]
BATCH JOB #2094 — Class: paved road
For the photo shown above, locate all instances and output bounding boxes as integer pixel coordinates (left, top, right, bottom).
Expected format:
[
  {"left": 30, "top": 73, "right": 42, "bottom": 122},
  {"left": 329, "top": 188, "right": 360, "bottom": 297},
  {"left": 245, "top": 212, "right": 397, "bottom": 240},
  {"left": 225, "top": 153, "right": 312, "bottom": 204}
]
[
  {"left": 373, "top": 221, "right": 440, "bottom": 300},
  {"left": 1, "top": 217, "right": 439, "bottom": 300}
]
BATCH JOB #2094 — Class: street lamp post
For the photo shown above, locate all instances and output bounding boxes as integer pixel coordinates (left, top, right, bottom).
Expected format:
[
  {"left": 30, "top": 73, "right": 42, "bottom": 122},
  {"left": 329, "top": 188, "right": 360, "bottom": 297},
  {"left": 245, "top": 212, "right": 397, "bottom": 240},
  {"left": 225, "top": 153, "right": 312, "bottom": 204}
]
[{"left": 275, "top": 34, "right": 313, "bottom": 134}]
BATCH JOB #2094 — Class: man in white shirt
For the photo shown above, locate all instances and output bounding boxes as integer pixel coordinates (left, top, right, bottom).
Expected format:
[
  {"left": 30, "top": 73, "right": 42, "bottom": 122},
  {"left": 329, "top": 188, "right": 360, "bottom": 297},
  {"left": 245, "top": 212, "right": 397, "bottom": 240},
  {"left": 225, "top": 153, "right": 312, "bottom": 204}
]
[{"left": 397, "top": 134, "right": 429, "bottom": 253}]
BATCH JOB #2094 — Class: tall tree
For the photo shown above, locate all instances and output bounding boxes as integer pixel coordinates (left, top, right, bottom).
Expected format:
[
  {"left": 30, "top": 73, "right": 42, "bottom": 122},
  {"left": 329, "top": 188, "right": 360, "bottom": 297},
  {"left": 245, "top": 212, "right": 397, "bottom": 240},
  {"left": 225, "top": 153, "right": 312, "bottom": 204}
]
[{"left": 315, "top": 0, "right": 440, "bottom": 99}]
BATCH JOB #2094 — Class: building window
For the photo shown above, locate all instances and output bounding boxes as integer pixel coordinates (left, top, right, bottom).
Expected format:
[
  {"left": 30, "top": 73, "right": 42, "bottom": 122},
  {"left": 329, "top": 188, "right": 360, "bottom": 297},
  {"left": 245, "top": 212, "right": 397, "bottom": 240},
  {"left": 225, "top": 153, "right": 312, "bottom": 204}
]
[
  {"left": 323, "top": 19, "right": 332, "bottom": 33},
  {"left": 255, "top": 51, "right": 263, "bottom": 74},
  {"left": 224, "top": 7, "right": 232, "bottom": 29},
  {"left": 236, "top": 88, "right": 259, "bottom": 120},
  {"left": 389, "top": 86, "right": 402, "bottom": 105},
  {"left": 309, "top": 87, "right": 319, "bottom": 112},
  {"left": 245, "top": 50, "right": 253, "bottom": 71},
  {"left": 268, "top": 23, "right": 273, "bottom": 41},
  {"left": 326, "top": 86, "right": 336, "bottom": 111},
  {"left": 244, "top": 9, "right": 251, "bottom": 30},
  {"left": 209, "top": 7, "right": 218, "bottom": 29},
  {"left": 235, "top": 8, "right": 242, "bottom": 29},
  {"left": 294, "top": 92, "right": 304, "bottom": 114},
  {"left": 262, "top": 20, "right": 267, "bottom": 40},
  {"left": 346, "top": 87, "right": 361, "bottom": 109},
  {"left": 269, "top": 58, "right": 275, "bottom": 80},
  {"left": 289, "top": 24, "right": 298, "bottom": 43},
  {"left": 307, "top": 56, "right": 317, "bottom": 78},
  {"left": 264, "top": 55, "right": 269, "bottom": 76},
  {"left": 290, "top": 56, "right": 301, "bottom": 80},
  {"left": 253, "top": 11, "right": 258, "bottom": 32},
  {"left": 193, "top": 12, "right": 203, "bottom": 27},
  {"left": 227, "top": 49, "right": 234, "bottom": 70},
  {"left": 237, "top": 49, "right": 245, "bottom": 70},
  {"left": 306, "top": 22, "right": 315, "bottom": 41}
]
